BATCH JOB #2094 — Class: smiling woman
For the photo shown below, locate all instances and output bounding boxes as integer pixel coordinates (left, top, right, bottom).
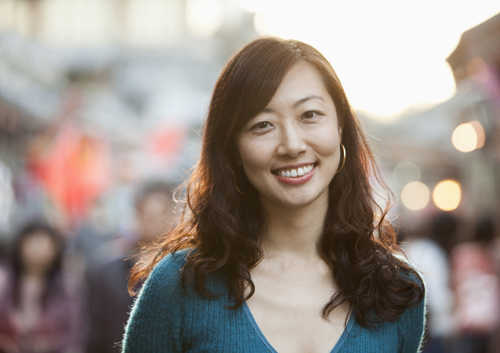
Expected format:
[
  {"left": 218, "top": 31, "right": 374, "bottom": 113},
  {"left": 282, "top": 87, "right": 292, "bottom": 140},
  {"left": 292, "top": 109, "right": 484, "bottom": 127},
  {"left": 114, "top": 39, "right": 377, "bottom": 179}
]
[
  {"left": 122, "top": 37, "right": 426, "bottom": 353},
  {"left": 235, "top": 62, "right": 341, "bottom": 212}
]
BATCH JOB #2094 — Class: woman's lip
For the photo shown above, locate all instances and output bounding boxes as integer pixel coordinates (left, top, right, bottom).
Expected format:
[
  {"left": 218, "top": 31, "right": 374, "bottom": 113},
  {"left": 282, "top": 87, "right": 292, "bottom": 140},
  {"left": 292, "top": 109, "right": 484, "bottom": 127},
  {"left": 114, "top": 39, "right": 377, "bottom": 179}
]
[{"left": 273, "top": 165, "right": 316, "bottom": 185}]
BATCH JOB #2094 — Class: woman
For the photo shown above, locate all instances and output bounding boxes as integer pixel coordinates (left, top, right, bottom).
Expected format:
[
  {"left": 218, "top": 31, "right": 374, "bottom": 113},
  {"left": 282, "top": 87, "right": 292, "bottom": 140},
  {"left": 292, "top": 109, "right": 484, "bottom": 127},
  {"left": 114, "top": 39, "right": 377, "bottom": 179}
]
[
  {"left": 122, "top": 37, "right": 425, "bottom": 353},
  {"left": 0, "top": 221, "right": 88, "bottom": 353}
]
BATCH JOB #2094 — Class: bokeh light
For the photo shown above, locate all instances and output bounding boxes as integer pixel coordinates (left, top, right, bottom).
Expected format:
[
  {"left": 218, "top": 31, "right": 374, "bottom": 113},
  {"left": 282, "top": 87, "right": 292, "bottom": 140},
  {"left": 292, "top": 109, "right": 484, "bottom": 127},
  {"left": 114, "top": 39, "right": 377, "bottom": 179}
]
[
  {"left": 471, "top": 120, "right": 486, "bottom": 149},
  {"left": 401, "top": 181, "right": 430, "bottom": 211},
  {"left": 452, "top": 122, "right": 479, "bottom": 152},
  {"left": 433, "top": 180, "right": 461, "bottom": 211}
]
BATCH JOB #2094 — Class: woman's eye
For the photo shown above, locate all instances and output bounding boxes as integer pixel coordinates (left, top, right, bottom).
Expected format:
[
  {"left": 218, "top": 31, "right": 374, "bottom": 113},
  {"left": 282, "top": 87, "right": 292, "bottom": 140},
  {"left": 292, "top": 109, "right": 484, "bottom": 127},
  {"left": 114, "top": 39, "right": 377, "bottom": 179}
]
[
  {"left": 253, "top": 121, "right": 272, "bottom": 130},
  {"left": 303, "top": 111, "right": 319, "bottom": 120}
]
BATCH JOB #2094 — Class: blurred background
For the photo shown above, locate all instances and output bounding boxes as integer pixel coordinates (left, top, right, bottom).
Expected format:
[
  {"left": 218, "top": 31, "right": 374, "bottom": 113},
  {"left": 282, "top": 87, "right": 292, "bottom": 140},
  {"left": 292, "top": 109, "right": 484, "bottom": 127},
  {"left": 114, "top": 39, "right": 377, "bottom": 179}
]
[{"left": 0, "top": 0, "right": 500, "bottom": 352}]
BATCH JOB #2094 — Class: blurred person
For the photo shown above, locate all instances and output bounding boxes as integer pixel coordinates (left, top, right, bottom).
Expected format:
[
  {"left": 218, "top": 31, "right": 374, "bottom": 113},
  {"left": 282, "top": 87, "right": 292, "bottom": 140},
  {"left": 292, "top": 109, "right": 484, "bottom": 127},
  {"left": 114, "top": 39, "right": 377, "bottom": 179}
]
[
  {"left": 0, "top": 159, "right": 14, "bottom": 238},
  {"left": 405, "top": 213, "right": 457, "bottom": 353},
  {"left": 0, "top": 220, "right": 88, "bottom": 353},
  {"left": 489, "top": 224, "right": 500, "bottom": 353},
  {"left": 70, "top": 197, "right": 115, "bottom": 279},
  {"left": 0, "top": 238, "right": 7, "bottom": 293},
  {"left": 74, "top": 198, "right": 115, "bottom": 260},
  {"left": 122, "top": 37, "right": 426, "bottom": 352},
  {"left": 87, "top": 181, "right": 175, "bottom": 353},
  {"left": 450, "top": 216, "right": 500, "bottom": 353}
]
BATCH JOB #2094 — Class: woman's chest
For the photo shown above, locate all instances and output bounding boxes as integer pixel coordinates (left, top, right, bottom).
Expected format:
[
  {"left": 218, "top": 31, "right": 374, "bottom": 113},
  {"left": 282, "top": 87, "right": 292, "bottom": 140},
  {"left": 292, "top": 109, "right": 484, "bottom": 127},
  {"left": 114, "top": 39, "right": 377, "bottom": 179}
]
[
  {"left": 181, "top": 294, "right": 401, "bottom": 353},
  {"left": 183, "top": 266, "right": 353, "bottom": 353},
  {"left": 245, "top": 270, "right": 350, "bottom": 353}
]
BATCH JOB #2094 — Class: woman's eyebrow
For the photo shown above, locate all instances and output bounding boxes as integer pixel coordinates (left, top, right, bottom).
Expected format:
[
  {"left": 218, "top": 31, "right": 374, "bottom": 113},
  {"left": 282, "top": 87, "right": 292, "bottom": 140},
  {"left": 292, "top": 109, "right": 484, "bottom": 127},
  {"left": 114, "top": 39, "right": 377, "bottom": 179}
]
[
  {"left": 262, "top": 95, "right": 326, "bottom": 113},
  {"left": 293, "top": 95, "right": 325, "bottom": 108}
]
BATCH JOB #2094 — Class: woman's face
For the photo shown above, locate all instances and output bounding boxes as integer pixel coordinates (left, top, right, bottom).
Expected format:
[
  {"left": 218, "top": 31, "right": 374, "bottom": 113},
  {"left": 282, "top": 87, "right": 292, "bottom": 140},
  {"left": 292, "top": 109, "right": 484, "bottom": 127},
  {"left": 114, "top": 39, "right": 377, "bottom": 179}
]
[
  {"left": 235, "top": 61, "right": 342, "bottom": 212},
  {"left": 20, "top": 231, "right": 58, "bottom": 275}
]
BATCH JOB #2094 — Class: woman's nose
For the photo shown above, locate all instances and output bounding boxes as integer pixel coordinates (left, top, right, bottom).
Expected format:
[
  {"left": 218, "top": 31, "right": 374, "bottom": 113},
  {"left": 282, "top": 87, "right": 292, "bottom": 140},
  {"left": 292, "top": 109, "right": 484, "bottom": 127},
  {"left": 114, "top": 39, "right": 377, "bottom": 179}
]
[{"left": 276, "top": 124, "right": 307, "bottom": 158}]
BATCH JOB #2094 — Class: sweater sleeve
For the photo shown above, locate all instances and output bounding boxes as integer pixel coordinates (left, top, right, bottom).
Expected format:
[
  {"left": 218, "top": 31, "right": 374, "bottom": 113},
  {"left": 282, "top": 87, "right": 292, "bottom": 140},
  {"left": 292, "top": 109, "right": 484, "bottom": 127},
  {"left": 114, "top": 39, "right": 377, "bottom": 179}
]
[
  {"left": 121, "top": 252, "right": 187, "bottom": 353},
  {"left": 398, "top": 281, "right": 427, "bottom": 353}
]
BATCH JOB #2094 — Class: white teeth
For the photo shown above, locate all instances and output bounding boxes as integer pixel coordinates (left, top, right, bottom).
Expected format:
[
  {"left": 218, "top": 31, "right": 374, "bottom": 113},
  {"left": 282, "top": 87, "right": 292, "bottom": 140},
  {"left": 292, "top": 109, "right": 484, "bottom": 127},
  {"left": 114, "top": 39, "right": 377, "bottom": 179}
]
[{"left": 275, "top": 164, "right": 315, "bottom": 178}]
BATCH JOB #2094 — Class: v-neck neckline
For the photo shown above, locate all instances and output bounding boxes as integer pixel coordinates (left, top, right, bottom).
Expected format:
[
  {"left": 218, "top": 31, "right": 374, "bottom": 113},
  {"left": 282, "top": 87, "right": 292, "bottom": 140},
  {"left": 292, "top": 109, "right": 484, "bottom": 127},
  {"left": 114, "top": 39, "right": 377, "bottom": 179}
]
[{"left": 242, "top": 302, "right": 354, "bottom": 353}]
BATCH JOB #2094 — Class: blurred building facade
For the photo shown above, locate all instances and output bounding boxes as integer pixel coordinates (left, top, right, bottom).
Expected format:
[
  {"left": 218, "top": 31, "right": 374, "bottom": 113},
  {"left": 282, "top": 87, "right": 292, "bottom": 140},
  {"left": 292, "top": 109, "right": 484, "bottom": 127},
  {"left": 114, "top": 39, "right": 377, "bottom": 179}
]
[
  {"left": 370, "top": 12, "right": 500, "bottom": 236},
  {"left": 0, "top": 0, "right": 254, "bottom": 47},
  {"left": 0, "top": 0, "right": 256, "bottom": 232},
  {"left": 1, "top": 1, "right": 499, "bottom": 238}
]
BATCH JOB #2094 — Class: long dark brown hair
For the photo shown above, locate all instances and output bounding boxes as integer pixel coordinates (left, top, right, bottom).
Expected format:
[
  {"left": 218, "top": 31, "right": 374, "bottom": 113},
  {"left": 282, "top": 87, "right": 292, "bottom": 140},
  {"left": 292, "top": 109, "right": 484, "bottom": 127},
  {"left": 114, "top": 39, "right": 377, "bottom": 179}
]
[{"left": 129, "top": 37, "right": 424, "bottom": 327}]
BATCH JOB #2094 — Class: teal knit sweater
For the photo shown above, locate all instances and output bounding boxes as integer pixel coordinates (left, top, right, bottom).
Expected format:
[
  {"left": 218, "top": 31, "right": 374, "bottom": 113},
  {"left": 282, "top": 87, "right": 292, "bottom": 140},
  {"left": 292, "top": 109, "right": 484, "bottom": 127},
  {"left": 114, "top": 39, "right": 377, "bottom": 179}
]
[{"left": 122, "top": 250, "right": 426, "bottom": 352}]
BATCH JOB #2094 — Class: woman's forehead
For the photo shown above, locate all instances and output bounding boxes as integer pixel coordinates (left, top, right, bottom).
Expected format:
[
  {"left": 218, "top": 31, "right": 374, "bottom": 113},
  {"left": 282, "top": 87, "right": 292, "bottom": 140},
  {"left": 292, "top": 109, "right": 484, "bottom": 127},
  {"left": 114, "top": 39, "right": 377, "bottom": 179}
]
[{"left": 264, "top": 62, "right": 332, "bottom": 108}]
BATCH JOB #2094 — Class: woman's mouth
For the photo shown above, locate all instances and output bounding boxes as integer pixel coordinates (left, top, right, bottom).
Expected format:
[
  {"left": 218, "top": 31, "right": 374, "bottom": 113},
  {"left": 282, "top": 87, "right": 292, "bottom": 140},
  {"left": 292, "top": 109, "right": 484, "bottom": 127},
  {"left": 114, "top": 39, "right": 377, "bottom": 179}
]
[{"left": 272, "top": 163, "right": 316, "bottom": 178}]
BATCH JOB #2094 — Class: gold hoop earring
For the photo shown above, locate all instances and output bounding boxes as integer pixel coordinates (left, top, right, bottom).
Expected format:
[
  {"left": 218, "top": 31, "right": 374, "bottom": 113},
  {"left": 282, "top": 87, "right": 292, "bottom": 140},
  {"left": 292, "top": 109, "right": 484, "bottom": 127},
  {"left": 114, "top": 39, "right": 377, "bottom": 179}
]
[
  {"left": 336, "top": 143, "right": 346, "bottom": 175},
  {"left": 235, "top": 183, "right": 249, "bottom": 195},
  {"left": 232, "top": 167, "right": 251, "bottom": 195}
]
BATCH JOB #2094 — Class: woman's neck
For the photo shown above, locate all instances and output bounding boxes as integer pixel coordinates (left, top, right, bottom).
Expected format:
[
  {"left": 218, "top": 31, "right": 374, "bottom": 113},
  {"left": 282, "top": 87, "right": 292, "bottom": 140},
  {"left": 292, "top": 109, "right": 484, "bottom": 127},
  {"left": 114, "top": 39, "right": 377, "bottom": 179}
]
[
  {"left": 22, "top": 264, "right": 49, "bottom": 279},
  {"left": 260, "top": 196, "right": 328, "bottom": 261},
  {"left": 21, "top": 271, "right": 46, "bottom": 283}
]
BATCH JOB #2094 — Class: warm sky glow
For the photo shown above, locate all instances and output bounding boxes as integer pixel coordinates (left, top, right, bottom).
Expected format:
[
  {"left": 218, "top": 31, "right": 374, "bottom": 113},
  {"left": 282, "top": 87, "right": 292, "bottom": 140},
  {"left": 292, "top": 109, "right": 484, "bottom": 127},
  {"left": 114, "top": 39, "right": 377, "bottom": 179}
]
[
  {"left": 239, "top": 0, "right": 500, "bottom": 122},
  {"left": 187, "top": 0, "right": 224, "bottom": 37}
]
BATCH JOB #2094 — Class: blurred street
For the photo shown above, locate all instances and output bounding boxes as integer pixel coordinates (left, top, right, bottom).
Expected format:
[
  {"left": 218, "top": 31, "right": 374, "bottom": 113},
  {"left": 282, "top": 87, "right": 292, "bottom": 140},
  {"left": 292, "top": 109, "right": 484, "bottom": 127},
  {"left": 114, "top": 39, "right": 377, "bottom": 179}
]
[{"left": 0, "top": 1, "right": 500, "bottom": 352}]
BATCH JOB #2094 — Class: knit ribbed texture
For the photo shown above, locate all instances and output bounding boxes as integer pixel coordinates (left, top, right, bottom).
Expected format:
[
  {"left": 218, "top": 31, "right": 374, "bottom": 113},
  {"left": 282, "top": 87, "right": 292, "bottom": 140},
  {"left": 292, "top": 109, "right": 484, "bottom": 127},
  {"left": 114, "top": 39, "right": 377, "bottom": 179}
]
[{"left": 122, "top": 250, "right": 426, "bottom": 353}]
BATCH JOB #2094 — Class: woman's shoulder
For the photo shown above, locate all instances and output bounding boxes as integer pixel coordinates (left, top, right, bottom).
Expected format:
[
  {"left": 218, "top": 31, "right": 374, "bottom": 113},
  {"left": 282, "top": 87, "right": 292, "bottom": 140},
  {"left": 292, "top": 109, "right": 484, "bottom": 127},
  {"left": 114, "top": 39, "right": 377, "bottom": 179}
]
[
  {"left": 122, "top": 249, "right": 192, "bottom": 352},
  {"left": 153, "top": 249, "right": 190, "bottom": 275},
  {"left": 140, "top": 248, "right": 191, "bottom": 296},
  {"left": 395, "top": 262, "right": 427, "bottom": 352},
  {"left": 395, "top": 251, "right": 425, "bottom": 287}
]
